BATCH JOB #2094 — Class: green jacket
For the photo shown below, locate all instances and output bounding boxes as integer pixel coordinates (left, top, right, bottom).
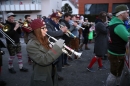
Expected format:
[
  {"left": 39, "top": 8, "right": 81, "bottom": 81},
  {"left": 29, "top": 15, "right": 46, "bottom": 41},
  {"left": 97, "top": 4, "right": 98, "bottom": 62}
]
[
  {"left": 108, "top": 17, "right": 129, "bottom": 55},
  {"left": 26, "top": 33, "right": 62, "bottom": 86}
]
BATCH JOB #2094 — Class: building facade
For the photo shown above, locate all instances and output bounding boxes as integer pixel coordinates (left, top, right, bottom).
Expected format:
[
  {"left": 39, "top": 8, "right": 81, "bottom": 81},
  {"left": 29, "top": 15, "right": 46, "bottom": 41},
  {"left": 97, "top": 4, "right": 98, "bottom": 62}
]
[
  {"left": 79, "top": 0, "right": 130, "bottom": 15},
  {"left": 0, "top": 0, "right": 62, "bottom": 22}
]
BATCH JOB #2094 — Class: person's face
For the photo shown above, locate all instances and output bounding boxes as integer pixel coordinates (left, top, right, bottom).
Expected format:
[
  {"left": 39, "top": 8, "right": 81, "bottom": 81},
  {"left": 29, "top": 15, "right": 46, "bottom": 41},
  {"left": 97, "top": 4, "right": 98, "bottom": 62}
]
[
  {"left": 122, "top": 11, "right": 129, "bottom": 21},
  {"left": 41, "top": 22, "right": 47, "bottom": 37},
  {"left": 71, "top": 16, "right": 76, "bottom": 21},
  {"left": 65, "top": 16, "right": 71, "bottom": 21},
  {"left": 52, "top": 17, "right": 60, "bottom": 24},
  {"left": 8, "top": 16, "right": 15, "bottom": 23},
  {"left": 85, "top": 19, "right": 88, "bottom": 22},
  {"left": 26, "top": 17, "right": 32, "bottom": 22}
]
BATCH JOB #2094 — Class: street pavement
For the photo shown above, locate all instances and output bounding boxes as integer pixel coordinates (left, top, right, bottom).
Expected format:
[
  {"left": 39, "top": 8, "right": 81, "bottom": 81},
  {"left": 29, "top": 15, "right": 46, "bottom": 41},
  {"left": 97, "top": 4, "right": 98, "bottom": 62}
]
[{"left": 0, "top": 38, "right": 130, "bottom": 86}]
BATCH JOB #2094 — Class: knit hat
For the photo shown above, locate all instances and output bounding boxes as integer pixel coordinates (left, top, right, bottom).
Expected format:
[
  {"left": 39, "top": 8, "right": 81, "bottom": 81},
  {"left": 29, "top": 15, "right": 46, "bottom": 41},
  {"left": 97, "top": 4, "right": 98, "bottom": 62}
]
[
  {"left": 115, "top": 4, "right": 129, "bottom": 16},
  {"left": 30, "top": 19, "right": 45, "bottom": 30},
  {"left": 51, "top": 12, "right": 61, "bottom": 18}
]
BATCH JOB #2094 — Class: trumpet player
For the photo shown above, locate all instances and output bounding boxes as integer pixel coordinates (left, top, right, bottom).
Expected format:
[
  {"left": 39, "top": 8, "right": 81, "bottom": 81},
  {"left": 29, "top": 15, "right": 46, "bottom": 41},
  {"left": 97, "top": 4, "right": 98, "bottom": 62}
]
[
  {"left": 26, "top": 19, "right": 65, "bottom": 86},
  {"left": 5, "top": 12, "right": 28, "bottom": 74},
  {"left": 21, "top": 15, "right": 32, "bottom": 65},
  {"left": 69, "top": 15, "right": 80, "bottom": 59},
  {"left": 79, "top": 18, "right": 91, "bottom": 50},
  {"left": 46, "top": 12, "right": 68, "bottom": 80}
]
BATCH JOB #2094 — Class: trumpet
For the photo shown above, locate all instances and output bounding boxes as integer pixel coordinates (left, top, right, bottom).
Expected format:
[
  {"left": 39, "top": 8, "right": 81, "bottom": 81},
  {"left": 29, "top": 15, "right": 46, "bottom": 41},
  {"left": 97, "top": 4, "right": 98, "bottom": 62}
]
[
  {"left": 70, "top": 21, "right": 85, "bottom": 30},
  {"left": 59, "top": 24, "right": 76, "bottom": 38},
  {"left": 82, "top": 22, "right": 94, "bottom": 25},
  {"left": 46, "top": 33, "right": 82, "bottom": 58}
]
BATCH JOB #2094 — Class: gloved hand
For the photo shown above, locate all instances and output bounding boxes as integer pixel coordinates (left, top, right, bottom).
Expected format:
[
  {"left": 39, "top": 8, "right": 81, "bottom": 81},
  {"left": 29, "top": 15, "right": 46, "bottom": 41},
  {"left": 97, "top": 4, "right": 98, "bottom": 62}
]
[
  {"left": 0, "top": 50, "right": 5, "bottom": 55},
  {"left": 55, "top": 39, "right": 65, "bottom": 48}
]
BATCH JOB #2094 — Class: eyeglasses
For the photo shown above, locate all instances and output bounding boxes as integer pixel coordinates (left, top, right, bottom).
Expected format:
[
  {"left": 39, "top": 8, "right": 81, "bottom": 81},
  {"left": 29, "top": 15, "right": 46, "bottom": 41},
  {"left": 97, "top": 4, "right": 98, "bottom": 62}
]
[{"left": 41, "top": 26, "right": 47, "bottom": 30}]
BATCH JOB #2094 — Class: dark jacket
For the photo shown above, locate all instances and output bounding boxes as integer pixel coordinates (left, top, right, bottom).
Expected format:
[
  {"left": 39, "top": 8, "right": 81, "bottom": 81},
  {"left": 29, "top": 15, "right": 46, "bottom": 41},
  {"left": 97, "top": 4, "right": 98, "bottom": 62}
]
[
  {"left": 0, "top": 39, "right": 6, "bottom": 66},
  {"left": 5, "top": 21, "right": 21, "bottom": 44},
  {"left": 26, "top": 33, "right": 62, "bottom": 86},
  {"left": 46, "top": 19, "right": 64, "bottom": 39},
  {"left": 94, "top": 21, "right": 108, "bottom": 56}
]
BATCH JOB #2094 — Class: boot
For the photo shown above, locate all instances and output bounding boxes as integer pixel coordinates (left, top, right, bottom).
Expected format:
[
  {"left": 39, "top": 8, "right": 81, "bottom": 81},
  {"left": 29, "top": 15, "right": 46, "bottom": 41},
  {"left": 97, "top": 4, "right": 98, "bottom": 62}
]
[
  {"left": 106, "top": 73, "right": 116, "bottom": 86},
  {"left": 79, "top": 44, "right": 84, "bottom": 51},
  {"left": 85, "top": 45, "right": 90, "bottom": 50}
]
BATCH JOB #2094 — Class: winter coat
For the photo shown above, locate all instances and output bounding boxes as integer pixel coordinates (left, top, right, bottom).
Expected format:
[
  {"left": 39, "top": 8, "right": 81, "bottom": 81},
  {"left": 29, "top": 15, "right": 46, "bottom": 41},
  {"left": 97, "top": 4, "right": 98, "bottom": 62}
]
[
  {"left": 26, "top": 33, "right": 63, "bottom": 86},
  {"left": 94, "top": 22, "right": 108, "bottom": 56}
]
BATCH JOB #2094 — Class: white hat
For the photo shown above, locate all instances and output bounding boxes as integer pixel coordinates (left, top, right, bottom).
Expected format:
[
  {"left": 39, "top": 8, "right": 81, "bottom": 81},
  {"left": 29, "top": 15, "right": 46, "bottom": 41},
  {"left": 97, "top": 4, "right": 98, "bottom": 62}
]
[
  {"left": 85, "top": 18, "right": 88, "bottom": 20},
  {"left": 7, "top": 12, "right": 16, "bottom": 18}
]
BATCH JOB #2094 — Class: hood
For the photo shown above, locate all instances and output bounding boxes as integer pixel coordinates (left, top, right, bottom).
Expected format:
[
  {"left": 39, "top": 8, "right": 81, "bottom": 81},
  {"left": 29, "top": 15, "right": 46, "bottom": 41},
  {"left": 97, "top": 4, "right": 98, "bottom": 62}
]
[{"left": 109, "top": 16, "right": 124, "bottom": 26}]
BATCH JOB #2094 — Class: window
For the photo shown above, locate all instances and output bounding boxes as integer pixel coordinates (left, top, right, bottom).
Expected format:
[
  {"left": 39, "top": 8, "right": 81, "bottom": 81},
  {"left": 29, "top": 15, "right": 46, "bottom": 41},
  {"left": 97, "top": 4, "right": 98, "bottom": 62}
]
[{"left": 85, "top": 4, "right": 108, "bottom": 15}]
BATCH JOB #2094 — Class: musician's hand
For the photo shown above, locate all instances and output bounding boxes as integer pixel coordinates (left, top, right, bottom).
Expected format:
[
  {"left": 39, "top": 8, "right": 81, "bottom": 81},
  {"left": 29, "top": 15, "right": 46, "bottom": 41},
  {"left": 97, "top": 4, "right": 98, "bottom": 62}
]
[
  {"left": 61, "top": 26, "right": 68, "bottom": 33},
  {"left": 73, "top": 22, "right": 78, "bottom": 27},
  {"left": 55, "top": 39, "right": 65, "bottom": 48},
  {"left": 28, "top": 27, "right": 32, "bottom": 31},
  {"left": 14, "top": 23, "right": 19, "bottom": 31}
]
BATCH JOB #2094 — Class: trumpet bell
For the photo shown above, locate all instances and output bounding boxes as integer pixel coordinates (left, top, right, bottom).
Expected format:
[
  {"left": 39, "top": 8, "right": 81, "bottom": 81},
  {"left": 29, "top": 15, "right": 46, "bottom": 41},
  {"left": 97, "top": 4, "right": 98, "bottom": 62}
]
[{"left": 74, "top": 52, "right": 82, "bottom": 59}]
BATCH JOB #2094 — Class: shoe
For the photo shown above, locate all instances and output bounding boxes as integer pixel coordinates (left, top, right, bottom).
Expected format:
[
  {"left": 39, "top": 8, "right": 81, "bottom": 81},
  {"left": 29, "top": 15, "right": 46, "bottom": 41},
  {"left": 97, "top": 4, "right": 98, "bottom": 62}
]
[
  {"left": 8, "top": 68, "right": 16, "bottom": 74},
  {"left": 85, "top": 47, "right": 90, "bottom": 50},
  {"left": 58, "top": 75, "right": 64, "bottom": 81},
  {"left": 0, "top": 80, "right": 6, "bottom": 86},
  {"left": 98, "top": 66, "right": 107, "bottom": 70},
  {"left": 86, "top": 67, "right": 95, "bottom": 72},
  {"left": 28, "top": 60, "right": 32, "bottom": 65},
  {"left": 20, "top": 67, "right": 28, "bottom": 72}
]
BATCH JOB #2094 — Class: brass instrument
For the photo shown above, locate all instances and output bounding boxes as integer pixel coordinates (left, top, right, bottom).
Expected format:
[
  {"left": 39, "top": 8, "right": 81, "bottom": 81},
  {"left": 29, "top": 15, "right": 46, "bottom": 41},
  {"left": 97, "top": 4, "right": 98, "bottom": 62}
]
[
  {"left": 70, "top": 21, "right": 85, "bottom": 30},
  {"left": 59, "top": 24, "right": 76, "bottom": 38},
  {"left": 46, "top": 33, "right": 82, "bottom": 58},
  {"left": 82, "top": 22, "right": 95, "bottom": 26},
  {"left": 18, "top": 21, "right": 28, "bottom": 27},
  {"left": 0, "top": 23, "right": 11, "bottom": 32}
]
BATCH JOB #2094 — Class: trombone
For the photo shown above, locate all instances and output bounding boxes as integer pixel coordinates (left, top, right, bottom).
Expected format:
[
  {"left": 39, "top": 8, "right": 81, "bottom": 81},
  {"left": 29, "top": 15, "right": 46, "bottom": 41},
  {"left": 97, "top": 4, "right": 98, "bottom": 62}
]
[
  {"left": 0, "top": 29, "right": 16, "bottom": 46},
  {"left": 0, "top": 23, "right": 16, "bottom": 46},
  {"left": 46, "top": 33, "right": 82, "bottom": 58},
  {"left": 59, "top": 23, "right": 76, "bottom": 38}
]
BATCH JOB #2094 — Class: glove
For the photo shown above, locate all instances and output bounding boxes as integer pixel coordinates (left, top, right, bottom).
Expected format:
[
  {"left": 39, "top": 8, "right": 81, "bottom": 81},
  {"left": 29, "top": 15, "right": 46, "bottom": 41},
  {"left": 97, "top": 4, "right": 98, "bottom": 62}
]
[{"left": 55, "top": 39, "right": 65, "bottom": 48}]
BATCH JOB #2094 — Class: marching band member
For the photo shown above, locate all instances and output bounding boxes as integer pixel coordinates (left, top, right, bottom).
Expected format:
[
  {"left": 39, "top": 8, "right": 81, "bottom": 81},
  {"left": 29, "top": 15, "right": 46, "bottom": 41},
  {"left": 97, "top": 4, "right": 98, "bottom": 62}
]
[
  {"left": 21, "top": 15, "right": 32, "bottom": 64},
  {"left": 5, "top": 12, "right": 28, "bottom": 74},
  {"left": 69, "top": 15, "right": 79, "bottom": 59},
  {"left": 59, "top": 13, "right": 73, "bottom": 64},
  {"left": 26, "top": 19, "right": 64, "bottom": 86},
  {"left": 79, "top": 18, "right": 91, "bottom": 50},
  {"left": 46, "top": 12, "right": 67, "bottom": 80},
  {"left": 106, "top": 5, "right": 129, "bottom": 86}
]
